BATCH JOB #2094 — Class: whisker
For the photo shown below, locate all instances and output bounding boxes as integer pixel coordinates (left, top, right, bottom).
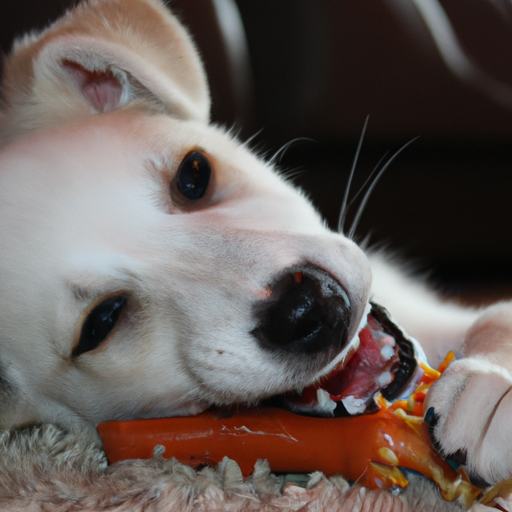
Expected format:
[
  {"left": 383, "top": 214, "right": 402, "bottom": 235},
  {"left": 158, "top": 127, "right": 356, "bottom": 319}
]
[
  {"left": 347, "top": 137, "right": 419, "bottom": 240},
  {"left": 337, "top": 116, "right": 369, "bottom": 234},
  {"left": 281, "top": 168, "right": 307, "bottom": 181},
  {"left": 243, "top": 128, "right": 265, "bottom": 148},
  {"left": 346, "top": 150, "right": 390, "bottom": 212},
  {"left": 268, "top": 137, "right": 315, "bottom": 166}
]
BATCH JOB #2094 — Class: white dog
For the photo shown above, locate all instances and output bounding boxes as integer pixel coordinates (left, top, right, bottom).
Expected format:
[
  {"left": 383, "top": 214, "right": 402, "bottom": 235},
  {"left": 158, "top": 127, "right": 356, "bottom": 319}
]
[{"left": 0, "top": 0, "right": 511, "bottom": 487}]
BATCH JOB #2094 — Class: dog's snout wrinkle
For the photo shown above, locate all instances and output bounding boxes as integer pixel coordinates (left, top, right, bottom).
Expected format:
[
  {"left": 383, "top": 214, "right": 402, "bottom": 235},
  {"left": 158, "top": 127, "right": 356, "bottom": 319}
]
[{"left": 252, "top": 266, "right": 351, "bottom": 355}]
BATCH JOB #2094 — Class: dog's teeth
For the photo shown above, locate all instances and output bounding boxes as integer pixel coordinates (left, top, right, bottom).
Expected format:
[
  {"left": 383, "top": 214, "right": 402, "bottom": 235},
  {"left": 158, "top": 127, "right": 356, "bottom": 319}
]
[
  {"left": 377, "top": 371, "right": 392, "bottom": 387},
  {"left": 341, "top": 395, "right": 366, "bottom": 415},
  {"left": 316, "top": 389, "right": 337, "bottom": 415},
  {"left": 380, "top": 344, "right": 395, "bottom": 360}
]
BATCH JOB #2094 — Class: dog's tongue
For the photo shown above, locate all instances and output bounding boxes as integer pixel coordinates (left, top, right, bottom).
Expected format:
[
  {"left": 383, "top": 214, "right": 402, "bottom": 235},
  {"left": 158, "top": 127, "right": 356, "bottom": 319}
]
[
  {"left": 320, "top": 317, "right": 399, "bottom": 404},
  {"left": 276, "top": 304, "right": 421, "bottom": 417}
]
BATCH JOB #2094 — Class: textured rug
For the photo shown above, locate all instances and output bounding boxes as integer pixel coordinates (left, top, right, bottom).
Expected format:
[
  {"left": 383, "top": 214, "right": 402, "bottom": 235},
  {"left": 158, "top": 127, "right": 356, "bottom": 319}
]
[{"left": 0, "top": 424, "right": 505, "bottom": 511}]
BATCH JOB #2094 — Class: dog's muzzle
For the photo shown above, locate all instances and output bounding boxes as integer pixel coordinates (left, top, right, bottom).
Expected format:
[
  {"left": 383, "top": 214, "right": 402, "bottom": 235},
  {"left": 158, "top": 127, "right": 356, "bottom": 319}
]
[{"left": 252, "top": 266, "right": 351, "bottom": 355}]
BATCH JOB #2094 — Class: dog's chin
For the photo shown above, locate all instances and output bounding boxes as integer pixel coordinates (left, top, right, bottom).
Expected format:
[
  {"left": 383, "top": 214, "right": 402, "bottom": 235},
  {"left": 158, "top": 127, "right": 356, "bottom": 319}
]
[
  {"left": 138, "top": 400, "right": 210, "bottom": 421},
  {"left": 197, "top": 327, "right": 368, "bottom": 413}
]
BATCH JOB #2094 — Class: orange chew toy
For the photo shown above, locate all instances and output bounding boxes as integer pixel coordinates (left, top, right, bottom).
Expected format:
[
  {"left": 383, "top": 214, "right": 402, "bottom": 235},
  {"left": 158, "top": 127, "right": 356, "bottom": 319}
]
[{"left": 98, "top": 367, "right": 479, "bottom": 507}]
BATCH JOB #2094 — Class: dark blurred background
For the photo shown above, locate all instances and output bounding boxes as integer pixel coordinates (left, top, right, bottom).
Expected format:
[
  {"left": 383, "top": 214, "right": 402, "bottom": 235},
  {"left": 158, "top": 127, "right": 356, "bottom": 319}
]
[{"left": 2, "top": 0, "right": 512, "bottom": 302}]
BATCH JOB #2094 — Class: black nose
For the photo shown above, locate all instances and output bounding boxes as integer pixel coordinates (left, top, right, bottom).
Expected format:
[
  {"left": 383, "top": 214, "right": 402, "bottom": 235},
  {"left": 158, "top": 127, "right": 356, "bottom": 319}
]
[{"left": 252, "top": 267, "right": 351, "bottom": 354}]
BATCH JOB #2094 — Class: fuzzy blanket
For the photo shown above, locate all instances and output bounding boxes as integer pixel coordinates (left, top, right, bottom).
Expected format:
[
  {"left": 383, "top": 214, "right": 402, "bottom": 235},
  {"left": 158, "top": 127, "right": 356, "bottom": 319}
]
[{"left": 0, "top": 424, "right": 505, "bottom": 512}]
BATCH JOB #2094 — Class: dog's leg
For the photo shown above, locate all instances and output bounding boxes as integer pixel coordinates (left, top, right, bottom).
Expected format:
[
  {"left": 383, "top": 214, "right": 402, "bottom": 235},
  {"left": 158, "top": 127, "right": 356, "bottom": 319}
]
[
  {"left": 425, "top": 302, "right": 512, "bottom": 484},
  {"left": 372, "top": 255, "right": 512, "bottom": 483}
]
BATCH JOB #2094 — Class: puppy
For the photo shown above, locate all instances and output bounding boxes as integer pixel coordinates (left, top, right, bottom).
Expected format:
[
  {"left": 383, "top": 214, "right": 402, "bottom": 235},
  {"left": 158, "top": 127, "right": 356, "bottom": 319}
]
[{"left": 0, "top": 0, "right": 510, "bottom": 486}]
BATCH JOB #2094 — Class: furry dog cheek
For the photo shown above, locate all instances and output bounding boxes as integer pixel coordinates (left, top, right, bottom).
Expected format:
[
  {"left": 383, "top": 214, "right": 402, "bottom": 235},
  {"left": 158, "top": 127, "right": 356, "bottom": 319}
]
[{"left": 37, "top": 320, "right": 210, "bottom": 423}]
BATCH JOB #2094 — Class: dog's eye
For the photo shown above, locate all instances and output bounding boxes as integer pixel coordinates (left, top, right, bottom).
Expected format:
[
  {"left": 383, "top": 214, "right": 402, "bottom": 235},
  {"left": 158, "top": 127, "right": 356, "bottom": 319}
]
[
  {"left": 73, "top": 295, "right": 127, "bottom": 357},
  {"left": 176, "top": 150, "right": 211, "bottom": 200}
]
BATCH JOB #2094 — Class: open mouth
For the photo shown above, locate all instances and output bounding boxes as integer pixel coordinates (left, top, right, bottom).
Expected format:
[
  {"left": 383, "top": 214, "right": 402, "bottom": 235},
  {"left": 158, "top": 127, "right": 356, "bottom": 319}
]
[{"left": 271, "top": 302, "right": 426, "bottom": 416}]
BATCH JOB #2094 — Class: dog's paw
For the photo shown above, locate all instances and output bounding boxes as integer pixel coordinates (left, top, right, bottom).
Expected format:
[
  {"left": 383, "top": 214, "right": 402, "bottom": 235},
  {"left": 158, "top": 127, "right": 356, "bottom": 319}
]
[{"left": 425, "top": 356, "right": 512, "bottom": 484}]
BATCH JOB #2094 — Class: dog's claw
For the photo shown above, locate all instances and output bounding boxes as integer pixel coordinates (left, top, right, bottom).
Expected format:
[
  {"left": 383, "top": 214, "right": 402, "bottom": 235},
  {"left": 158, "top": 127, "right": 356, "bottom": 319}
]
[
  {"left": 445, "top": 449, "right": 467, "bottom": 467},
  {"left": 424, "top": 407, "right": 444, "bottom": 454},
  {"left": 424, "top": 406, "right": 436, "bottom": 427},
  {"left": 425, "top": 407, "right": 468, "bottom": 468},
  {"left": 468, "top": 473, "right": 490, "bottom": 489}
]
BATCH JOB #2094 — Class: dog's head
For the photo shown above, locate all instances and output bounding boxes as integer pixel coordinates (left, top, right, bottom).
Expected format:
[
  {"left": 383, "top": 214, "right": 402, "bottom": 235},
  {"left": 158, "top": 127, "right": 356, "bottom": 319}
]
[{"left": 0, "top": 0, "right": 371, "bottom": 429}]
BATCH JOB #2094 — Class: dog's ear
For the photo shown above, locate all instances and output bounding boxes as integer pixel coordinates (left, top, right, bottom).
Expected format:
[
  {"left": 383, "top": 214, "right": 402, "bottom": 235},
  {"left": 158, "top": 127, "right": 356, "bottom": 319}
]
[{"left": 0, "top": 0, "right": 210, "bottom": 143}]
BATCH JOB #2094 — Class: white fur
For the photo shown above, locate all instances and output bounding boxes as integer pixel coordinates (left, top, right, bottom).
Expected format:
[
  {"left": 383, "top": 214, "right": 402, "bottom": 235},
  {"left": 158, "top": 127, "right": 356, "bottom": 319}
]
[
  {"left": 0, "top": 0, "right": 372, "bottom": 430},
  {"left": 2, "top": 0, "right": 512, "bottom": 486},
  {"left": 0, "top": 112, "right": 371, "bottom": 427}
]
